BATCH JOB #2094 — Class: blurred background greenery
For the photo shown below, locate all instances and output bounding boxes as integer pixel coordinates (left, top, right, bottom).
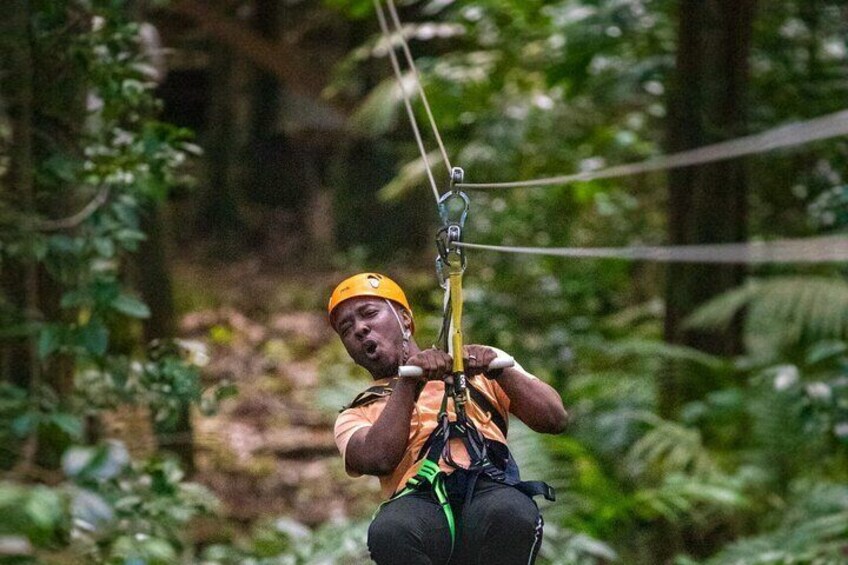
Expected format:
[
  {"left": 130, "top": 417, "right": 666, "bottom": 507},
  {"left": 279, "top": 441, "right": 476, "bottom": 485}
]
[{"left": 1, "top": 0, "right": 847, "bottom": 563}]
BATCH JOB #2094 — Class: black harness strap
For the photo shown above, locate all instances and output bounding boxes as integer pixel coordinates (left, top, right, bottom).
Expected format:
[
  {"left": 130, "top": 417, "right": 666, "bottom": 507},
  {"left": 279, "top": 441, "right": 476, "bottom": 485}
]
[
  {"left": 411, "top": 378, "right": 507, "bottom": 463},
  {"left": 467, "top": 379, "right": 508, "bottom": 436},
  {"left": 342, "top": 378, "right": 399, "bottom": 412}
]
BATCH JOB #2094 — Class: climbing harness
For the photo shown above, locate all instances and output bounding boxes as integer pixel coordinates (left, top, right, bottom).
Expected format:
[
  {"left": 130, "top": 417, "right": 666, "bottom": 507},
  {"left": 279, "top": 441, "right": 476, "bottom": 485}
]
[
  {"left": 340, "top": 166, "right": 555, "bottom": 560},
  {"left": 375, "top": 168, "right": 554, "bottom": 559}
]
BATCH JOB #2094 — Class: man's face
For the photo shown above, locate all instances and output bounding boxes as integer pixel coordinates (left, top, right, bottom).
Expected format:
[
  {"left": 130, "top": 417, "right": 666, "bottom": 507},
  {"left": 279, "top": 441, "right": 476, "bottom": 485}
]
[{"left": 332, "top": 297, "right": 408, "bottom": 378}]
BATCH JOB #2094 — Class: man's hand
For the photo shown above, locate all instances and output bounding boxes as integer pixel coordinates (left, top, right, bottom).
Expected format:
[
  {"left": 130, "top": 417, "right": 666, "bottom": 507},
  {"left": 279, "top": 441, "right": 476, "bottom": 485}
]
[
  {"left": 463, "top": 344, "right": 500, "bottom": 378},
  {"left": 404, "top": 348, "right": 453, "bottom": 381}
]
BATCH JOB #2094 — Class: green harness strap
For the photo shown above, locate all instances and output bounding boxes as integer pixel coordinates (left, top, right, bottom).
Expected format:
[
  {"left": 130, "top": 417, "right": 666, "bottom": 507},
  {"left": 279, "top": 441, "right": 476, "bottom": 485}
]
[
  {"left": 401, "top": 459, "right": 456, "bottom": 541},
  {"left": 380, "top": 392, "right": 458, "bottom": 550}
]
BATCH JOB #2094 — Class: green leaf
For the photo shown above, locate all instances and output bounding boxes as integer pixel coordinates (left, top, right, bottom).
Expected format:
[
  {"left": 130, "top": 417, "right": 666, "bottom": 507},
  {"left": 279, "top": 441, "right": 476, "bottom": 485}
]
[
  {"left": 114, "top": 228, "right": 146, "bottom": 243},
  {"left": 41, "top": 154, "right": 77, "bottom": 183},
  {"left": 111, "top": 294, "right": 150, "bottom": 318},
  {"left": 70, "top": 488, "right": 114, "bottom": 531},
  {"left": 11, "top": 412, "right": 38, "bottom": 437},
  {"left": 48, "top": 413, "right": 83, "bottom": 440},
  {"left": 77, "top": 321, "right": 109, "bottom": 356},
  {"left": 0, "top": 321, "right": 39, "bottom": 338},
  {"left": 378, "top": 151, "right": 443, "bottom": 201},
  {"left": 47, "top": 234, "right": 81, "bottom": 255},
  {"left": 62, "top": 446, "right": 99, "bottom": 478},
  {"left": 37, "top": 325, "right": 61, "bottom": 359},
  {"left": 805, "top": 340, "right": 847, "bottom": 365},
  {"left": 93, "top": 237, "right": 115, "bottom": 258},
  {"left": 111, "top": 200, "right": 138, "bottom": 227},
  {"left": 63, "top": 441, "right": 129, "bottom": 481},
  {"left": 215, "top": 383, "right": 239, "bottom": 401},
  {"left": 23, "top": 487, "right": 65, "bottom": 531},
  {"left": 60, "top": 289, "right": 89, "bottom": 309}
]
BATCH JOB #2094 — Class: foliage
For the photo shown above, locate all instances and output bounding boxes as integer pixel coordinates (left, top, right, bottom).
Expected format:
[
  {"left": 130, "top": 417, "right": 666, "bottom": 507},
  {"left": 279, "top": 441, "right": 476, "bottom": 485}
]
[
  {"left": 326, "top": 1, "right": 848, "bottom": 560},
  {"left": 2, "top": 0, "right": 848, "bottom": 562},
  {"left": 0, "top": 2, "right": 225, "bottom": 562},
  {"left": 691, "top": 483, "right": 848, "bottom": 565},
  {"left": 0, "top": 442, "right": 217, "bottom": 563},
  {"left": 201, "top": 518, "right": 371, "bottom": 565},
  {"left": 64, "top": 443, "right": 218, "bottom": 564},
  {"left": 686, "top": 276, "right": 848, "bottom": 358}
]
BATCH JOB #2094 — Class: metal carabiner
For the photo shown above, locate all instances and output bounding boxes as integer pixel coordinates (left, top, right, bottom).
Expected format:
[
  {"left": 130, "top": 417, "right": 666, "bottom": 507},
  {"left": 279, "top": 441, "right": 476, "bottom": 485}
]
[
  {"left": 438, "top": 191, "right": 470, "bottom": 231},
  {"left": 435, "top": 255, "right": 450, "bottom": 289}
]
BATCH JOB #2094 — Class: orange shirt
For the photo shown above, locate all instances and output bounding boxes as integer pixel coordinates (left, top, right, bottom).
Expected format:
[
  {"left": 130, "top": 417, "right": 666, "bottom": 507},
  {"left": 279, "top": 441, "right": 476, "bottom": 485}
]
[{"left": 334, "top": 360, "right": 537, "bottom": 499}]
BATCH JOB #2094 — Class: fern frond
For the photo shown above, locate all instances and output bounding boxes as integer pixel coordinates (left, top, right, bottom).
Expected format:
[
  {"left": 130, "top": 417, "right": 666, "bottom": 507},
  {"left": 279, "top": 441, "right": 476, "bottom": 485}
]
[
  {"left": 602, "top": 339, "right": 730, "bottom": 373},
  {"left": 686, "top": 277, "right": 848, "bottom": 346},
  {"left": 539, "top": 523, "right": 619, "bottom": 565},
  {"left": 684, "top": 282, "right": 759, "bottom": 331},
  {"left": 625, "top": 416, "right": 719, "bottom": 479},
  {"left": 634, "top": 474, "right": 748, "bottom": 524},
  {"left": 698, "top": 482, "right": 848, "bottom": 564}
]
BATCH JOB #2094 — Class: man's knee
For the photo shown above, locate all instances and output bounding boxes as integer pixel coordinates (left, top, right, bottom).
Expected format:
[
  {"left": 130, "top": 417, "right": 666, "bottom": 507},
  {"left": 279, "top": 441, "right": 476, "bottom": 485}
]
[
  {"left": 367, "top": 499, "right": 452, "bottom": 564},
  {"left": 464, "top": 488, "right": 544, "bottom": 564},
  {"left": 366, "top": 511, "right": 394, "bottom": 549},
  {"left": 480, "top": 490, "right": 540, "bottom": 535},
  {"left": 367, "top": 508, "right": 415, "bottom": 558}
]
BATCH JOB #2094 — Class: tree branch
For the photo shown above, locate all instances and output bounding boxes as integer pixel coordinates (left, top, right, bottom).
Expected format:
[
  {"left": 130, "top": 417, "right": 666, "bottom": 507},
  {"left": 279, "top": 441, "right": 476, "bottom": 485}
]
[
  {"left": 36, "top": 186, "right": 110, "bottom": 231},
  {"left": 168, "top": 0, "right": 331, "bottom": 100}
]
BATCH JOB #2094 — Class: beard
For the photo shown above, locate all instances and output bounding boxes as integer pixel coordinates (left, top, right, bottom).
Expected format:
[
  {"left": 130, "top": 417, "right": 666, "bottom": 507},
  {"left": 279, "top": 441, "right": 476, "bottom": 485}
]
[{"left": 354, "top": 337, "right": 402, "bottom": 379}]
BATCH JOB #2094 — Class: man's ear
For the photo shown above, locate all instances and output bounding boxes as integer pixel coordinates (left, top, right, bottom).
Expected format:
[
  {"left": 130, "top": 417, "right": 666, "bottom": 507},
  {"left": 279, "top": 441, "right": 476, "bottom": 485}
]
[{"left": 399, "top": 308, "right": 413, "bottom": 335}]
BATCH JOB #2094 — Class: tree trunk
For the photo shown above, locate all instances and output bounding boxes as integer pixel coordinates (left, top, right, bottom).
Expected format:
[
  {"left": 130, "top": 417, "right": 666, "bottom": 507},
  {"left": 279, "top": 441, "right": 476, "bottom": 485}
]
[
  {"left": 662, "top": 0, "right": 756, "bottom": 417},
  {"left": 0, "top": 1, "right": 38, "bottom": 390},
  {"left": 137, "top": 205, "right": 197, "bottom": 473},
  {"left": 197, "top": 41, "right": 243, "bottom": 235},
  {"left": 139, "top": 206, "right": 177, "bottom": 340}
]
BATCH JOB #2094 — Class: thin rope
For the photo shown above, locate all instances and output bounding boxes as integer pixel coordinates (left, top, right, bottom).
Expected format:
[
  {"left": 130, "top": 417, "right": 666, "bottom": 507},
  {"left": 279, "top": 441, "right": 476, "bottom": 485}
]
[
  {"left": 456, "top": 109, "right": 848, "bottom": 190},
  {"left": 457, "top": 235, "right": 848, "bottom": 264},
  {"left": 384, "top": 0, "right": 452, "bottom": 175},
  {"left": 373, "top": 0, "right": 441, "bottom": 203}
]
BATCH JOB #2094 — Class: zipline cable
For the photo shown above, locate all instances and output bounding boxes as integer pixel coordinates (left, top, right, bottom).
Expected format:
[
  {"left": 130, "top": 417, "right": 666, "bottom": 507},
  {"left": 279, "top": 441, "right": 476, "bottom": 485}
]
[
  {"left": 385, "top": 0, "right": 453, "bottom": 175},
  {"left": 373, "top": 0, "right": 441, "bottom": 203},
  {"left": 371, "top": 4, "right": 848, "bottom": 266},
  {"left": 456, "top": 109, "right": 848, "bottom": 190},
  {"left": 457, "top": 235, "right": 848, "bottom": 264}
]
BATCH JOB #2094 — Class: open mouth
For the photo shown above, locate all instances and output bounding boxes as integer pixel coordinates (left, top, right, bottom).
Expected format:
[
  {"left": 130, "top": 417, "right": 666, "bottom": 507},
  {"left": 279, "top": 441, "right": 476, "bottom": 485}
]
[{"left": 364, "top": 340, "right": 379, "bottom": 357}]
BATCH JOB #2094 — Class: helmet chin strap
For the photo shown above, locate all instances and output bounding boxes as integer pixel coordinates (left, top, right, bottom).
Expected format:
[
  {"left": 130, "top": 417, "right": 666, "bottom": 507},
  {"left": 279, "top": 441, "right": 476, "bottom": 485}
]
[{"left": 385, "top": 299, "right": 411, "bottom": 364}]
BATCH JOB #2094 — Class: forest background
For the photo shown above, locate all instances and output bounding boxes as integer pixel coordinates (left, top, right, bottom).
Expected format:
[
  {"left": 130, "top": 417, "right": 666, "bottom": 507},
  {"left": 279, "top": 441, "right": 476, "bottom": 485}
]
[{"left": 2, "top": 0, "right": 848, "bottom": 563}]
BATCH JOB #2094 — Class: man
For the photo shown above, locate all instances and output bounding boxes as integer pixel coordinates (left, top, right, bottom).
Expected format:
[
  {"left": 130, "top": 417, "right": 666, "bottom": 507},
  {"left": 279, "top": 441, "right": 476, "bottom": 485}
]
[{"left": 330, "top": 272, "right": 568, "bottom": 564}]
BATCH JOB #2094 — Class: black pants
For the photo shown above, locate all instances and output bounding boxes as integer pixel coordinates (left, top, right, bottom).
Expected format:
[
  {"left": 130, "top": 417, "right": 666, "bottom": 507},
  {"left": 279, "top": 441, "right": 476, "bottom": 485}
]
[{"left": 367, "top": 475, "right": 544, "bottom": 565}]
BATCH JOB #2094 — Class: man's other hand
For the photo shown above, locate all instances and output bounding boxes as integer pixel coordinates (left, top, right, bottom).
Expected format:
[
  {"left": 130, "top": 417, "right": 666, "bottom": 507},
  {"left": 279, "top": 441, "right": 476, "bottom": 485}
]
[
  {"left": 463, "top": 345, "right": 500, "bottom": 378},
  {"left": 404, "top": 348, "right": 453, "bottom": 381}
]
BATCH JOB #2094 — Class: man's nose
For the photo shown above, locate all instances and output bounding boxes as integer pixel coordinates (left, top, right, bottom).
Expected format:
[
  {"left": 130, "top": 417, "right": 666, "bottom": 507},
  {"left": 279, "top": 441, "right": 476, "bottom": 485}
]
[{"left": 354, "top": 319, "right": 370, "bottom": 338}]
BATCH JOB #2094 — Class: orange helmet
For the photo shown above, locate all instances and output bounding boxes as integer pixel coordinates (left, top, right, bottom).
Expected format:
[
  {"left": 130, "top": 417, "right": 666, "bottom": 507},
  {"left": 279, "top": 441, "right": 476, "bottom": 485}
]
[{"left": 328, "top": 273, "right": 414, "bottom": 332}]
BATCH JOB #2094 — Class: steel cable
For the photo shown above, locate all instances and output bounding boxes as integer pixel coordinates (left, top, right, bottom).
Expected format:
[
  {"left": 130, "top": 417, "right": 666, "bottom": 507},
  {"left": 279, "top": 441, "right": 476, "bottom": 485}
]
[
  {"left": 385, "top": 0, "right": 453, "bottom": 175},
  {"left": 373, "top": 0, "right": 441, "bottom": 203},
  {"left": 457, "top": 235, "right": 848, "bottom": 264},
  {"left": 456, "top": 109, "right": 848, "bottom": 190}
]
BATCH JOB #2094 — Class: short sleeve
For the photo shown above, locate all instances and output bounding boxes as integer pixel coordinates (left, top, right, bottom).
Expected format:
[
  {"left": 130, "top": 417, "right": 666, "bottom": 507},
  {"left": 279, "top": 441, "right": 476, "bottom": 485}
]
[
  {"left": 334, "top": 408, "right": 373, "bottom": 477},
  {"left": 489, "top": 347, "right": 538, "bottom": 412}
]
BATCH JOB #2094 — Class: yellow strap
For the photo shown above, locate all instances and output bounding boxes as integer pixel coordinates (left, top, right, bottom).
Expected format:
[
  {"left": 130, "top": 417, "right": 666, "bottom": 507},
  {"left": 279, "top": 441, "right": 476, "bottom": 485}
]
[{"left": 449, "top": 256, "right": 464, "bottom": 374}]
